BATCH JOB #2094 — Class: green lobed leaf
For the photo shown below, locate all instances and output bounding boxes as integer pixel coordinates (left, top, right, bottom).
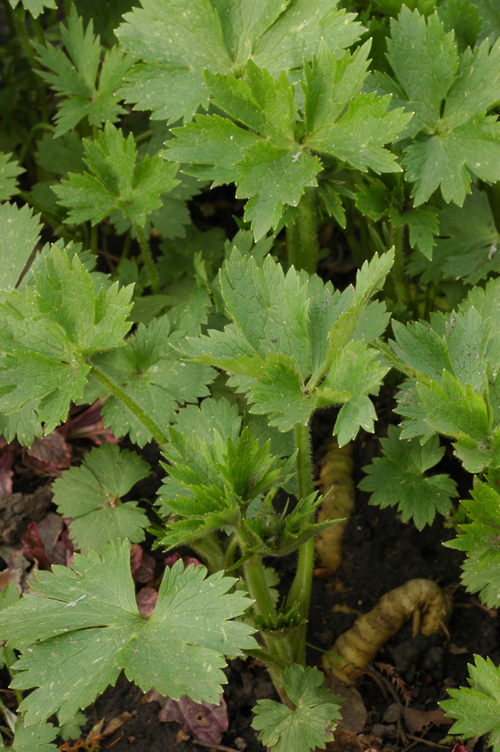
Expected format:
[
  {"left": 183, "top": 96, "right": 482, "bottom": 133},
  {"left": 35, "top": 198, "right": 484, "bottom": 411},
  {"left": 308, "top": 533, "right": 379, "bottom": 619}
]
[
  {"left": 441, "top": 655, "right": 500, "bottom": 750},
  {"left": 385, "top": 9, "right": 500, "bottom": 205},
  {"left": 235, "top": 142, "right": 322, "bottom": 241},
  {"left": 0, "top": 203, "right": 42, "bottom": 291},
  {"left": 0, "top": 540, "right": 256, "bottom": 724},
  {"left": 359, "top": 425, "right": 456, "bottom": 529},
  {"left": 387, "top": 8, "right": 458, "bottom": 130},
  {"left": 157, "top": 401, "right": 295, "bottom": 546},
  {"left": 303, "top": 42, "right": 411, "bottom": 173},
  {"left": 388, "top": 284, "right": 500, "bottom": 471},
  {"left": 8, "top": 0, "right": 56, "bottom": 17},
  {"left": 87, "top": 316, "right": 215, "bottom": 446},
  {"left": 445, "top": 474, "right": 500, "bottom": 607},
  {"left": 0, "top": 247, "right": 133, "bottom": 440},
  {"left": 54, "top": 122, "right": 179, "bottom": 227},
  {"left": 184, "top": 250, "right": 392, "bottom": 435},
  {"left": 34, "top": 8, "right": 133, "bottom": 137},
  {"left": 52, "top": 444, "right": 150, "bottom": 553},
  {"left": 252, "top": 664, "right": 342, "bottom": 752},
  {"left": 116, "top": 0, "right": 362, "bottom": 122},
  {"left": 408, "top": 189, "right": 500, "bottom": 284},
  {"left": 9, "top": 720, "right": 58, "bottom": 752},
  {"left": 116, "top": 0, "right": 233, "bottom": 122},
  {"left": 0, "top": 152, "right": 25, "bottom": 201},
  {"left": 390, "top": 205, "right": 439, "bottom": 259}
]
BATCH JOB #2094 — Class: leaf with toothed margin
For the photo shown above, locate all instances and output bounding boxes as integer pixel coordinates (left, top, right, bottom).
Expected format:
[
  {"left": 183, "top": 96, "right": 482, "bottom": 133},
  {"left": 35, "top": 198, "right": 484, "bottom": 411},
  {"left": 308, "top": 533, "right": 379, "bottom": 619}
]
[{"left": 0, "top": 540, "right": 257, "bottom": 726}]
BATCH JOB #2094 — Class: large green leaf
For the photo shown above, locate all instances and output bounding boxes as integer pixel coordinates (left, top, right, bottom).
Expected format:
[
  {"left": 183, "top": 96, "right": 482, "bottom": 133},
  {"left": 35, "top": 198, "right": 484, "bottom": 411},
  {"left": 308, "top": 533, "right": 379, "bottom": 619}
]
[{"left": 0, "top": 541, "right": 256, "bottom": 725}]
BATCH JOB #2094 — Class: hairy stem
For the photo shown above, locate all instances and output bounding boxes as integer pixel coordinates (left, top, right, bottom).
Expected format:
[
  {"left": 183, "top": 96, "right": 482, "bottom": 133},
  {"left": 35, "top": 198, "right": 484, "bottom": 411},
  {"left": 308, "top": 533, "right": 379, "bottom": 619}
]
[
  {"left": 284, "top": 423, "right": 315, "bottom": 664},
  {"left": 90, "top": 364, "right": 168, "bottom": 447},
  {"left": 134, "top": 223, "right": 160, "bottom": 294},
  {"left": 188, "top": 533, "right": 226, "bottom": 574},
  {"left": 286, "top": 187, "right": 319, "bottom": 275}
]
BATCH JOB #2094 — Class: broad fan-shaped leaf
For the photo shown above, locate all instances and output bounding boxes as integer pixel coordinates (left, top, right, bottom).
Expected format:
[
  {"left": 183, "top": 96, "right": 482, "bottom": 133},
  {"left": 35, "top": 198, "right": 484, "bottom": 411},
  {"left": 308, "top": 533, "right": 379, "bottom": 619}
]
[
  {"left": 0, "top": 540, "right": 256, "bottom": 725},
  {"left": 116, "top": 0, "right": 362, "bottom": 122},
  {"left": 9, "top": 720, "right": 58, "bottom": 752}
]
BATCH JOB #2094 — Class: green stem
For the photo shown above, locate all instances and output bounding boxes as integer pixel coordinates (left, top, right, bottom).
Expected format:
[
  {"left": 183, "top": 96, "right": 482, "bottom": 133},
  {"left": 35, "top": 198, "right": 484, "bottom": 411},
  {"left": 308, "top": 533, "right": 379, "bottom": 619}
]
[
  {"left": 223, "top": 533, "right": 239, "bottom": 570},
  {"left": 90, "top": 224, "right": 98, "bottom": 254},
  {"left": 285, "top": 187, "right": 319, "bottom": 275},
  {"left": 5, "top": 4, "right": 49, "bottom": 123},
  {"left": 188, "top": 533, "right": 226, "bottom": 574},
  {"left": 390, "top": 224, "right": 409, "bottom": 307},
  {"left": 90, "top": 364, "right": 168, "bottom": 448},
  {"left": 134, "top": 223, "right": 160, "bottom": 294},
  {"left": 284, "top": 423, "right": 315, "bottom": 665},
  {"left": 121, "top": 230, "right": 132, "bottom": 261}
]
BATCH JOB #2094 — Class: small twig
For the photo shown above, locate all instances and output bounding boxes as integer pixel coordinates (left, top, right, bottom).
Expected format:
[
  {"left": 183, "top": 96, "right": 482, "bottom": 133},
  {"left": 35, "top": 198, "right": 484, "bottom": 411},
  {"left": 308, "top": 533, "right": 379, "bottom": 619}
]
[
  {"left": 192, "top": 740, "right": 242, "bottom": 752},
  {"left": 403, "top": 733, "right": 452, "bottom": 750}
]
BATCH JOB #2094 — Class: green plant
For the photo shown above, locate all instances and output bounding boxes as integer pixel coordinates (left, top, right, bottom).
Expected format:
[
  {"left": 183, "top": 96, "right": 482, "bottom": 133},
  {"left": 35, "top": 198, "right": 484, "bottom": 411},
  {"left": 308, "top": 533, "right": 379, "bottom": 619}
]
[{"left": 1, "top": 1, "right": 500, "bottom": 750}]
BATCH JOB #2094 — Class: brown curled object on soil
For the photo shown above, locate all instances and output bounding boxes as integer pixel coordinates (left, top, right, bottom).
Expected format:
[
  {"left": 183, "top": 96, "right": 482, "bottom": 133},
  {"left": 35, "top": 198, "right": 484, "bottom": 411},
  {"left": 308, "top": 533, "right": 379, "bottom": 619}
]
[
  {"left": 322, "top": 578, "right": 451, "bottom": 685},
  {"left": 315, "top": 439, "right": 355, "bottom": 575}
]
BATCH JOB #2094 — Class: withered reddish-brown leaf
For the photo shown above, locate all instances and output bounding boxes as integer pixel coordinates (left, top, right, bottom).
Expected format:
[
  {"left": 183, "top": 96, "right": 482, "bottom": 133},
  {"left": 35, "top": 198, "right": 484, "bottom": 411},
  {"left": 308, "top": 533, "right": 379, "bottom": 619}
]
[
  {"left": 145, "top": 690, "right": 228, "bottom": 744},
  {"left": 130, "top": 543, "right": 156, "bottom": 583},
  {"left": 24, "top": 432, "right": 72, "bottom": 476},
  {"left": 136, "top": 586, "right": 158, "bottom": 618}
]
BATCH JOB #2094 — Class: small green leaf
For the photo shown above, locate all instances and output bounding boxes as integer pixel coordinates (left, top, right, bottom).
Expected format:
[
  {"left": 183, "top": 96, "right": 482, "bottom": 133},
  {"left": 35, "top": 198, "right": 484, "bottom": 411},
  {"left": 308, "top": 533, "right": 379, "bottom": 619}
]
[
  {"left": 441, "top": 655, "right": 500, "bottom": 750},
  {"left": 387, "top": 8, "right": 458, "bottom": 130},
  {"left": 236, "top": 142, "right": 322, "bottom": 240},
  {"left": 34, "top": 9, "right": 133, "bottom": 136},
  {"left": 445, "top": 474, "right": 500, "bottom": 607},
  {"left": 304, "top": 42, "right": 410, "bottom": 173},
  {"left": 252, "top": 664, "right": 342, "bottom": 752},
  {"left": 9, "top": 720, "right": 58, "bottom": 752},
  {"left": 54, "top": 122, "right": 179, "bottom": 227},
  {"left": 409, "top": 189, "right": 500, "bottom": 284},
  {"left": 52, "top": 444, "right": 150, "bottom": 553},
  {"left": 360, "top": 426, "right": 456, "bottom": 529}
]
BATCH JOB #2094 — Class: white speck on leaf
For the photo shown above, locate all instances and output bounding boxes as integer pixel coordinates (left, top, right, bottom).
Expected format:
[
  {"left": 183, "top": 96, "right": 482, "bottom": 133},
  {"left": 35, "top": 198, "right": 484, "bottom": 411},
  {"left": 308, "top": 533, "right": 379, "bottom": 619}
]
[{"left": 65, "top": 594, "right": 86, "bottom": 607}]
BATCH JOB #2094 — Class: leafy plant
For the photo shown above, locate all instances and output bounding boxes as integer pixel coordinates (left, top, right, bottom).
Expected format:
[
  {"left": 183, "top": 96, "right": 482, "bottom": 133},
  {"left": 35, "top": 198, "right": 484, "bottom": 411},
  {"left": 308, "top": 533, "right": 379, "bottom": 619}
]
[{"left": 1, "top": 0, "right": 500, "bottom": 750}]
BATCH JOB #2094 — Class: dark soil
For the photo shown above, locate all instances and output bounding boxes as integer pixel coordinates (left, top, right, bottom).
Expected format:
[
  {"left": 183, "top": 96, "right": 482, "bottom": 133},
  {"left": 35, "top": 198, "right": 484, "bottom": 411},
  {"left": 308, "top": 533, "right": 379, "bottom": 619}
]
[{"left": 1, "top": 397, "right": 497, "bottom": 752}]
